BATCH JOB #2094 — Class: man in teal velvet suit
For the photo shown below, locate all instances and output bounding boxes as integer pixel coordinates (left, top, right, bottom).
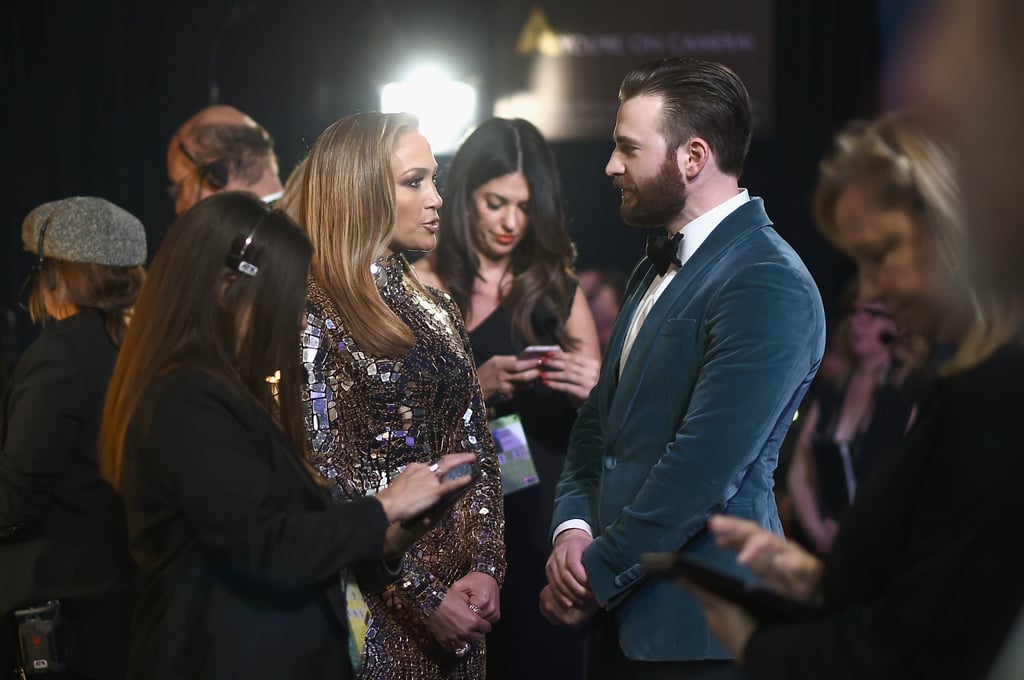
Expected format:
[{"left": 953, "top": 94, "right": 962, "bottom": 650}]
[{"left": 540, "top": 58, "right": 825, "bottom": 678}]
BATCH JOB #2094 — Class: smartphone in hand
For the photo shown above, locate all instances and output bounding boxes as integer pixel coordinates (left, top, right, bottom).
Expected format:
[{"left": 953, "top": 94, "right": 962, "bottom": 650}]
[
  {"left": 400, "top": 460, "right": 482, "bottom": 529},
  {"left": 518, "top": 345, "right": 562, "bottom": 361},
  {"left": 642, "top": 551, "right": 821, "bottom": 623}
]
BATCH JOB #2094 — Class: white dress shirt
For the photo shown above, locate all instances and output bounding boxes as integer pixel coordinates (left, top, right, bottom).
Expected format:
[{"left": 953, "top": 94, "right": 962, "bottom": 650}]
[{"left": 554, "top": 189, "right": 750, "bottom": 542}]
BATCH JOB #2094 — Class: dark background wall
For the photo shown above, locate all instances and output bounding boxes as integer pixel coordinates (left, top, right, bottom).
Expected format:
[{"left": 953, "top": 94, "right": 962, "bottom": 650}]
[{"left": 1, "top": 0, "right": 917, "bottom": 362}]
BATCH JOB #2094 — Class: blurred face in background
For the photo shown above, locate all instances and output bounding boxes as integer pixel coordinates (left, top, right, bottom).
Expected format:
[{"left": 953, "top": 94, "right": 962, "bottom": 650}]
[
  {"left": 832, "top": 181, "right": 951, "bottom": 340},
  {"left": 471, "top": 172, "right": 531, "bottom": 263},
  {"left": 847, "top": 298, "right": 897, "bottom": 362},
  {"left": 908, "top": 0, "right": 1024, "bottom": 289},
  {"left": 388, "top": 130, "right": 442, "bottom": 254}
]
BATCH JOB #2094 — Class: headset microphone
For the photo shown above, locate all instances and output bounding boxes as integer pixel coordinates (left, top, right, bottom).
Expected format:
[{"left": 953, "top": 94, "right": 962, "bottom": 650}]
[{"left": 178, "top": 140, "right": 229, "bottom": 191}]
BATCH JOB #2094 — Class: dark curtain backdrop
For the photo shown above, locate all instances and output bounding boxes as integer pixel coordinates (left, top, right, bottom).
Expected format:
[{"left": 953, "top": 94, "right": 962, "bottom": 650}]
[{"left": 2, "top": 0, "right": 890, "bottom": 364}]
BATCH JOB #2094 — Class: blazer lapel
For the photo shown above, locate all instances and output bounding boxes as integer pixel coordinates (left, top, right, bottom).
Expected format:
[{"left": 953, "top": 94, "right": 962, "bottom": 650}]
[
  {"left": 605, "top": 199, "right": 772, "bottom": 444},
  {"left": 593, "top": 261, "right": 655, "bottom": 428},
  {"left": 605, "top": 265, "right": 657, "bottom": 382},
  {"left": 596, "top": 262, "right": 656, "bottom": 424}
]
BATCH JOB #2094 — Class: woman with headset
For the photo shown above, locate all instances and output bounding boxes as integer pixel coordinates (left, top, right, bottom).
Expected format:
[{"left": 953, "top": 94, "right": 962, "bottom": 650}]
[{"left": 99, "top": 193, "right": 473, "bottom": 679}]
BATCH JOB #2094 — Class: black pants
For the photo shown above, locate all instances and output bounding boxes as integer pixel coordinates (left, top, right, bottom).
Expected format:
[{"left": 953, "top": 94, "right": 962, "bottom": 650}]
[
  {"left": 586, "top": 613, "right": 745, "bottom": 680},
  {"left": 487, "top": 480, "right": 586, "bottom": 680}
]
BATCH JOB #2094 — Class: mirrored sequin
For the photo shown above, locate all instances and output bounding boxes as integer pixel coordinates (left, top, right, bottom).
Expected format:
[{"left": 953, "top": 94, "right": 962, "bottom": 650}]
[{"left": 300, "top": 261, "right": 504, "bottom": 678}]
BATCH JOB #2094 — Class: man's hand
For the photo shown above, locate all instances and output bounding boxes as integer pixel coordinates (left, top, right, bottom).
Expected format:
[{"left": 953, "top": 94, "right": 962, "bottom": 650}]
[
  {"left": 545, "top": 528, "right": 593, "bottom": 607},
  {"left": 539, "top": 584, "right": 598, "bottom": 627}
]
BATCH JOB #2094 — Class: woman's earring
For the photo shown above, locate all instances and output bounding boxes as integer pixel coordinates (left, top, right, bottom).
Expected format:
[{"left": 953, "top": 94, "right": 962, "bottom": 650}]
[{"left": 370, "top": 261, "right": 389, "bottom": 288}]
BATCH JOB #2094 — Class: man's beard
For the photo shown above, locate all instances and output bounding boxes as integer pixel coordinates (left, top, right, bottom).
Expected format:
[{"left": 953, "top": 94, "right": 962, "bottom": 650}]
[{"left": 615, "top": 153, "right": 687, "bottom": 228}]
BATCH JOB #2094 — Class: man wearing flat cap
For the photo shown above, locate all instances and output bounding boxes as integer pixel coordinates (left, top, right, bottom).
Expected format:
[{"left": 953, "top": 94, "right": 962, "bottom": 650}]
[
  {"left": 167, "top": 105, "right": 284, "bottom": 215},
  {"left": 1, "top": 196, "right": 146, "bottom": 678}
]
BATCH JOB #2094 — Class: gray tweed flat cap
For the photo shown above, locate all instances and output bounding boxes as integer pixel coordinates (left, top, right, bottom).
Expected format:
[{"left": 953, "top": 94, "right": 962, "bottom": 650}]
[{"left": 22, "top": 196, "right": 147, "bottom": 267}]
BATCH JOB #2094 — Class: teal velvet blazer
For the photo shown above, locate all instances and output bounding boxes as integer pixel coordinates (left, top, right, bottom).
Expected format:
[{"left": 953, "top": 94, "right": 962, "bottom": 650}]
[{"left": 552, "top": 198, "right": 826, "bottom": 661}]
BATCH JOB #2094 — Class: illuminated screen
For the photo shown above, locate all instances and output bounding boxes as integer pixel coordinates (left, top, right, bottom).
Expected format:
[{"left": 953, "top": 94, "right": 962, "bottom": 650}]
[{"left": 493, "top": 0, "right": 775, "bottom": 141}]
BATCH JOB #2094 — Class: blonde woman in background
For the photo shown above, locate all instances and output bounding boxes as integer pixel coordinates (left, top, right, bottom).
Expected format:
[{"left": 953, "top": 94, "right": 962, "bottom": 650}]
[{"left": 683, "top": 111, "right": 1024, "bottom": 678}]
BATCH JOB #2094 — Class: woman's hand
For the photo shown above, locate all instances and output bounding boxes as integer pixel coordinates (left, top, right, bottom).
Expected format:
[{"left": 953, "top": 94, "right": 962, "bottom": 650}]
[
  {"left": 381, "top": 523, "right": 424, "bottom": 561},
  {"left": 375, "top": 453, "right": 477, "bottom": 524},
  {"left": 799, "top": 513, "right": 840, "bottom": 556},
  {"left": 424, "top": 585, "right": 493, "bottom": 655},
  {"left": 813, "top": 517, "right": 840, "bottom": 555},
  {"left": 450, "top": 571, "right": 501, "bottom": 623},
  {"left": 682, "top": 582, "right": 758, "bottom": 661},
  {"left": 475, "top": 348, "right": 600, "bottom": 406},
  {"left": 709, "top": 515, "right": 825, "bottom": 602},
  {"left": 475, "top": 355, "right": 542, "bottom": 401},
  {"left": 537, "top": 352, "right": 601, "bottom": 405}
]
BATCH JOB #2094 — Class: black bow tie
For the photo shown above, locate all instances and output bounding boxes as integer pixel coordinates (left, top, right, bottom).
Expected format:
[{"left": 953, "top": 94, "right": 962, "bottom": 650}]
[{"left": 646, "top": 232, "right": 683, "bottom": 276}]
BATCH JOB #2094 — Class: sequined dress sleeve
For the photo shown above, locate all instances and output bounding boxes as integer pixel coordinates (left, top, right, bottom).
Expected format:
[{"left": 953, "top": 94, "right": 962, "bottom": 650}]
[
  {"left": 300, "top": 262, "right": 504, "bottom": 678},
  {"left": 444, "top": 292, "right": 505, "bottom": 586}
]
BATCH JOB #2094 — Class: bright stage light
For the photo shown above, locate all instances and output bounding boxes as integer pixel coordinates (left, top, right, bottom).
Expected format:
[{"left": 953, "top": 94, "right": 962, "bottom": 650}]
[{"left": 381, "top": 67, "right": 478, "bottom": 154}]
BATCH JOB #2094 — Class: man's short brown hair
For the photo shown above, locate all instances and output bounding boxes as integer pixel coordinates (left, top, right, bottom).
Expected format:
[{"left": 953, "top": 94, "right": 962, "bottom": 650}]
[{"left": 619, "top": 57, "right": 753, "bottom": 177}]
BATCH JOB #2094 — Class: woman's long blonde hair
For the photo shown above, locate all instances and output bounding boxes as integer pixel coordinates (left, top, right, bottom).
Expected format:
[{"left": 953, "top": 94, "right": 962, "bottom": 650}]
[
  {"left": 293, "top": 112, "right": 420, "bottom": 358},
  {"left": 277, "top": 154, "right": 308, "bottom": 220},
  {"left": 815, "top": 110, "right": 1022, "bottom": 375}
]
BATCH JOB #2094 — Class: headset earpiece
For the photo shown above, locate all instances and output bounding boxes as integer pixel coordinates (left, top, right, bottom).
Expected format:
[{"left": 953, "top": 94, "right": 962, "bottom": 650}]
[
  {"left": 225, "top": 213, "right": 265, "bottom": 277},
  {"left": 178, "top": 140, "right": 229, "bottom": 191},
  {"left": 202, "top": 160, "right": 229, "bottom": 191}
]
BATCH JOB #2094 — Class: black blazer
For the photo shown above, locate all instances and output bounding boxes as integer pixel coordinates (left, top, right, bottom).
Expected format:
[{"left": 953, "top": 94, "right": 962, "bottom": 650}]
[
  {"left": 0, "top": 310, "right": 135, "bottom": 678},
  {"left": 121, "top": 368, "right": 390, "bottom": 680},
  {"left": 745, "top": 342, "right": 1024, "bottom": 678}
]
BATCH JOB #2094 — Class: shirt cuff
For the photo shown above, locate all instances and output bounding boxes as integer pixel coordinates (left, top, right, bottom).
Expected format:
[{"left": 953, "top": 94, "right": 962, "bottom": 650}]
[{"left": 552, "top": 519, "right": 593, "bottom": 545}]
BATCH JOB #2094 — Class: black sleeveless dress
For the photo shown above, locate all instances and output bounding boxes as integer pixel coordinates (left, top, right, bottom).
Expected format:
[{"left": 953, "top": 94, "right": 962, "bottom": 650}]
[
  {"left": 810, "top": 371, "right": 924, "bottom": 520},
  {"left": 468, "top": 300, "right": 585, "bottom": 680}
]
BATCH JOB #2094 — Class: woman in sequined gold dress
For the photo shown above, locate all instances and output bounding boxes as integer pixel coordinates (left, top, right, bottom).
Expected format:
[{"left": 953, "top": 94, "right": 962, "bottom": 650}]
[{"left": 291, "top": 112, "right": 505, "bottom": 679}]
